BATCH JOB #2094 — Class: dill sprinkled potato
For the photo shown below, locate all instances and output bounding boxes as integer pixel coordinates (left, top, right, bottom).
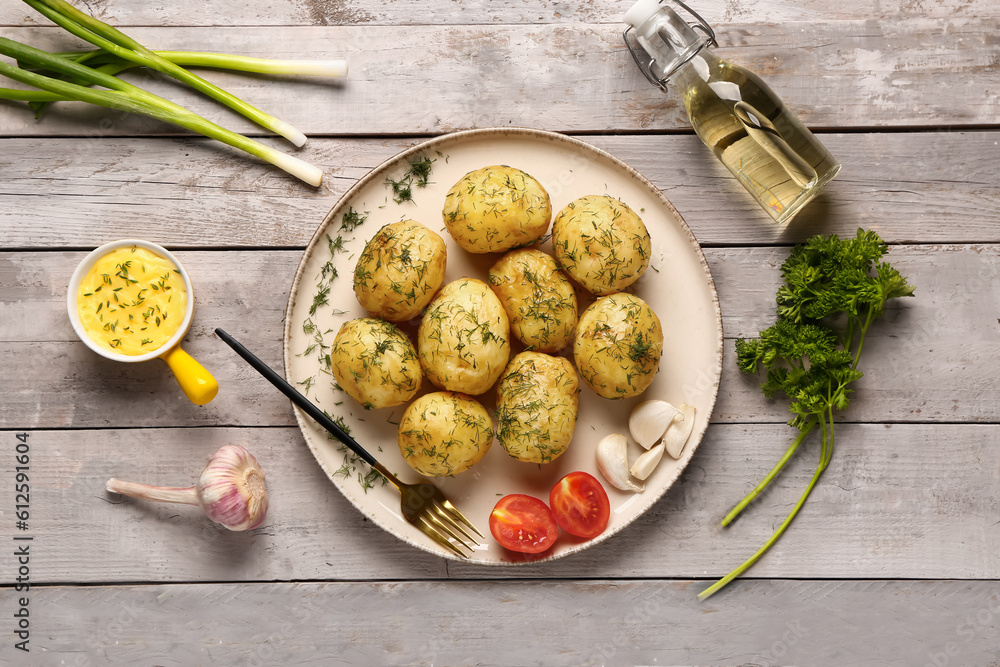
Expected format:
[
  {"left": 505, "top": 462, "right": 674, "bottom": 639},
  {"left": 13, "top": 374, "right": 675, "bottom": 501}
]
[
  {"left": 353, "top": 220, "right": 447, "bottom": 322},
  {"left": 488, "top": 248, "right": 578, "bottom": 353},
  {"left": 418, "top": 278, "right": 511, "bottom": 395},
  {"left": 442, "top": 165, "right": 552, "bottom": 253},
  {"left": 551, "top": 195, "right": 651, "bottom": 295},
  {"left": 330, "top": 318, "right": 422, "bottom": 409},
  {"left": 495, "top": 352, "right": 579, "bottom": 464},
  {"left": 397, "top": 391, "right": 494, "bottom": 477},
  {"left": 573, "top": 293, "right": 663, "bottom": 399}
]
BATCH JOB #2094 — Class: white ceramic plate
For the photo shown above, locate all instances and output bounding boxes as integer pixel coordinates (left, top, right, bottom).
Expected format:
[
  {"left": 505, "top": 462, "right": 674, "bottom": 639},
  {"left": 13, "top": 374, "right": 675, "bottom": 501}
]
[{"left": 283, "top": 128, "right": 723, "bottom": 564}]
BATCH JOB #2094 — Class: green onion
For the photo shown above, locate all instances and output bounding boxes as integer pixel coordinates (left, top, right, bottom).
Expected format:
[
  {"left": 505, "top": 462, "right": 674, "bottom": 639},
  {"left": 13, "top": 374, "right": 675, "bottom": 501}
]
[
  {"left": 0, "top": 88, "right": 64, "bottom": 102},
  {"left": 0, "top": 38, "right": 322, "bottom": 186},
  {"left": 53, "top": 49, "right": 349, "bottom": 78},
  {"left": 22, "top": 0, "right": 308, "bottom": 146},
  {"left": 9, "top": 51, "right": 346, "bottom": 117}
]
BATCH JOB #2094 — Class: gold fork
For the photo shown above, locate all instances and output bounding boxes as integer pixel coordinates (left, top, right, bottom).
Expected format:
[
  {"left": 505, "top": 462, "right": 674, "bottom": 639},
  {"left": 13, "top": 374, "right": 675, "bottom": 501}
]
[{"left": 216, "top": 328, "right": 484, "bottom": 558}]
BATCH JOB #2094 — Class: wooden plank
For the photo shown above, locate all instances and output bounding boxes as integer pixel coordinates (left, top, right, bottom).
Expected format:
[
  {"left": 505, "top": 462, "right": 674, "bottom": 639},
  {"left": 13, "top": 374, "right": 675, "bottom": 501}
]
[
  {"left": 2, "top": 423, "right": 997, "bottom": 583},
  {"left": 2, "top": 132, "right": 999, "bottom": 248},
  {"left": 14, "top": 579, "right": 1000, "bottom": 665},
  {"left": 2, "top": 245, "right": 997, "bottom": 428},
  {"left": 2, "top": 0, "right": 994, "bottom": 26},
  {"left": 1, "top": 21, "right": 998, "bottom": 136}
]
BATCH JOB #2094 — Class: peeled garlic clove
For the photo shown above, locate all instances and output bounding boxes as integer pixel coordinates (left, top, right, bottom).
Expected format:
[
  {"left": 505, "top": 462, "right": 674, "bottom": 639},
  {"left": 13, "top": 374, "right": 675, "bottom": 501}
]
[
  {"left": 596, "top": 433, "right": 644, "bottom": 492},
  {"left": 663, "top": 402, "right": 697, "bottom": 459},
  {"left": 629, "top": 400, "right": 682, "bottom": 449},
  {"left": 630, "top": 442, "right": 665, "bottom": 481}
]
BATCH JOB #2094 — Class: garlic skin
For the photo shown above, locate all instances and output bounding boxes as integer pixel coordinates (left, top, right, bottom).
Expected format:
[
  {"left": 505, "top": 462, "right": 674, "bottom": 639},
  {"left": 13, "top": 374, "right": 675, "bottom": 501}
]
[
  {"left": 629, "top": 400, "right": 681, "bottom": 449},
  {"left": 197, "top": 445, "right": 269, "bottom": 531},
  {"left": 663, "top": 402, "right": 697, "bottom": 459},
  {"left": 596, "top": 433, "right": 644, "bottom": 492},
  {"left": 630, "top": 442, "right": 665, "bottom": 481},
  {"left": 106, "top": 444, "right": 269, "bottom": 531}
]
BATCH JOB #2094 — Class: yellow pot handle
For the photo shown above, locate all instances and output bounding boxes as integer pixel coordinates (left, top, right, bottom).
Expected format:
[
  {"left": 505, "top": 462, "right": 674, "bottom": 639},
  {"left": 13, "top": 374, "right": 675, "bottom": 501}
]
[{"left": 161, "top": 345, "right": 219, "bottom": 405}]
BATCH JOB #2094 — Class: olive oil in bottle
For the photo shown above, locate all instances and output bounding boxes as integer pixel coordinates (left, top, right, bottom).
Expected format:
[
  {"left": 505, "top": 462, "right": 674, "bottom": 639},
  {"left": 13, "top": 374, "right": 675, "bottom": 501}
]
[{"left": 624, "top": 0, "right": 840, "bottom": 223}]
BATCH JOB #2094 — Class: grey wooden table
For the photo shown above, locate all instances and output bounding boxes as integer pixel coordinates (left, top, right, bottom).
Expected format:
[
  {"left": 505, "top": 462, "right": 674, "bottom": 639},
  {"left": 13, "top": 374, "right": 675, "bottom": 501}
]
[{"left": 2, "top": 0, "right": 999, "bottom": 664}]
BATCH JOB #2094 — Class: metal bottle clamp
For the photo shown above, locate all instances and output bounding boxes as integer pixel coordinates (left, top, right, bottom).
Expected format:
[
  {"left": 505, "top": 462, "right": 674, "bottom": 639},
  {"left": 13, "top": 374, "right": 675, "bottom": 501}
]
[{"left": 623, "top": 0, "right": 718, "bottom": 92}]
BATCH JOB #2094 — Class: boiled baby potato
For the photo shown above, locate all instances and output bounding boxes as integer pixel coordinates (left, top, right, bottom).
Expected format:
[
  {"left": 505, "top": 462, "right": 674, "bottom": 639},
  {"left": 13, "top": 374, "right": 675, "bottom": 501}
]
[
  {"left": 442, "top": 165, "right": 552, "bottom": 254},
  {"left": 573, "top": 293, "right": 663, "bottom": 399},
  {"left": 330, "top": 318, "right": 422, "bottom": 409},
  {"left": 495, "top": 352, "right": 579, "bottom": 464},
  {"left": 418, "top": 278, "right": 511, "bottom": 395},
  {"left": 397, "top": 391, "right": 494, "bottom": 477},
  {"left": 551, "top": 195, "right": 651, "bottom": 295},
  {"left": 353, "top": 220, "right": 447, "bottom": 322},
  {"left": 488, "top": 248, "right": 578, "bottom": 353}
]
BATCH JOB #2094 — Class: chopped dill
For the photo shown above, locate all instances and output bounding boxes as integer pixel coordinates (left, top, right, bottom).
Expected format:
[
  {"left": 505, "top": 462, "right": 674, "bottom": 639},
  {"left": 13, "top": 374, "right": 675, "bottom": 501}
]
[
  {"left": 341, "top": 206, "right": 369, "bottom": 232},
  {"left": 310, "top": 284, "right": 330, "bottom": 316},
  {"left": 386, "top": 176, "right": 413, "bottom": 203},
  {"left": 407, "top": 157, "right": 434, "bottom": 187},
  {"left": 385, "top": 155, "right": 437, "bottom": 203}
]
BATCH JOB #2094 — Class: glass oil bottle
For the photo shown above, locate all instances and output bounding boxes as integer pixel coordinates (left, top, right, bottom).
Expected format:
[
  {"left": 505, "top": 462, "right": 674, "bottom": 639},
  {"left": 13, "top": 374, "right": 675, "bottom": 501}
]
[{"left": 624, "top": 0, "right": 840, "bottom": 224}]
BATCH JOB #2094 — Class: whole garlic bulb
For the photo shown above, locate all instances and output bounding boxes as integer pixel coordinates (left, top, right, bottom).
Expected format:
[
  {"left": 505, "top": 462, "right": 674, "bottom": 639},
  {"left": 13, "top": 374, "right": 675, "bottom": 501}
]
[
  {"left": 197, "top": 444, "right": 269, "bottom": 531},
  {"left": 106, "top": 444, "right": 269, "bottom": 531}
]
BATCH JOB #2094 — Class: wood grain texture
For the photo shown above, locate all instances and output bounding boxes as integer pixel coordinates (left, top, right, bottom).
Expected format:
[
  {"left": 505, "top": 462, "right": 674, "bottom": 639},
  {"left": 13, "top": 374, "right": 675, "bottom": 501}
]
[
  {"left": 2, "top": 245, "right": 996, "bottom": 429},
  {"left": 12, "top": 580, "right": 1000, "bottom": 665},
  {"left": 1, "top": 423, "right": 996, "bottom": 583},
  {"left": 3, "top": 0, "right": 998, "bottom": 660},
  {"left": 1, "top": 21, "right": 998, "bottom": 136},
  {"left": 2, "top": 0, "right": 994, "bottom": 26},
  {"left": 2, "top": 132, "right": 999, "bottom": 248}
]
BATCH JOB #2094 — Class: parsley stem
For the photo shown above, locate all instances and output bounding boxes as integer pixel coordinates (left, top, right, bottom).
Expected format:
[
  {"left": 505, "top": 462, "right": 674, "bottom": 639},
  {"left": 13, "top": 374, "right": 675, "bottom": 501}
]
[
  {"left": 851, "top": 308, "right": 876, "bottom": 371},
  {"left": 720, "top": 417, "right": 817, "bottom": 527},
  {"left": 824, "top": 405, "right": 836, "bottom": 469},
  {"left": 700, "top": 418, "right": 833, "bottom": 600}
]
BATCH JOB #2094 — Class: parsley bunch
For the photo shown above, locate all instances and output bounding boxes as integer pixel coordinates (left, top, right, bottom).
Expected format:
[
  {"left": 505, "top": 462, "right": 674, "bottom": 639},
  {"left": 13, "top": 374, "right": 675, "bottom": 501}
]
[{"left": 699, "top": 229, "right": 915, "bottom": 599}]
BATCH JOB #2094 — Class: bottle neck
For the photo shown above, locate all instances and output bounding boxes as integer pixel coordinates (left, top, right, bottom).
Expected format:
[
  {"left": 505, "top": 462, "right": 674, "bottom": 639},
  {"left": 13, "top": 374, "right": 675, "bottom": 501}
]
[
  {"left": 671, "top": 49, "right": 720, "bottom": 92},
  {"left": 631, "top": 4, "right": 712, "bottom": 83}
]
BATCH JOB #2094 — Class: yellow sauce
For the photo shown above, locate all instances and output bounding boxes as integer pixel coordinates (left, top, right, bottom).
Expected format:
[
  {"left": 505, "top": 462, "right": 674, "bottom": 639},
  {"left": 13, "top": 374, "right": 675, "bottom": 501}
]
[{"left": 76, "top": 246, "right": 187, "bottom": 356}]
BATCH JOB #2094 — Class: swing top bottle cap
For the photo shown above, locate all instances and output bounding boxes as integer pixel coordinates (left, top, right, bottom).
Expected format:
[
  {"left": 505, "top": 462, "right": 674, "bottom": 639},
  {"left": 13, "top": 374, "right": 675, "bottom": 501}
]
[{"left": 624, "top": 0, "right": 665, "bottom": 28}]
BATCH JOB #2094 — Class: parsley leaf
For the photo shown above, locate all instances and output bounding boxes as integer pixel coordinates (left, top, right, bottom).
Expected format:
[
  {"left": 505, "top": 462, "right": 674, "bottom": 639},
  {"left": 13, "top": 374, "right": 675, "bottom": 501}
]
[{"left": 700, "top": 229, "right": 915, "bottom": 600}]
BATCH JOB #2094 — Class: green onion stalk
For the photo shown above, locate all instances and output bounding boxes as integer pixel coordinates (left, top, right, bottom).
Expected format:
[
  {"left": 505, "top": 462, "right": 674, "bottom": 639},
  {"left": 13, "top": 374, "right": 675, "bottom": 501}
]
[
  {"left": 0, "top": 38, "right": 323, "bottom": 186},
  {"left": 22, "top": 0, "right": 309, "bottom": 146},
  {"left": 54, "top": 50, "right": 349, "bottom": 78},
  {"left": 11, "top": 50, "right": 347, "bottom": 119}
]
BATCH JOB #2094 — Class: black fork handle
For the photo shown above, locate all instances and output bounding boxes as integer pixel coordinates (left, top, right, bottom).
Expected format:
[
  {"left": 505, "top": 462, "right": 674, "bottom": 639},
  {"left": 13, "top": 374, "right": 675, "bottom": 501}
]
[{"left": 215, "top": 328, "right": 378, "bottom": 469}]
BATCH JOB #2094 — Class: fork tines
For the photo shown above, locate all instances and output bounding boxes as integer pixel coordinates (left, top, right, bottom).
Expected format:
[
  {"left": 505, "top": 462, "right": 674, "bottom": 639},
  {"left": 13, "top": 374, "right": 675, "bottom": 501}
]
[{"left": 418, "top": 500, "right": 485, "bottom": 558}]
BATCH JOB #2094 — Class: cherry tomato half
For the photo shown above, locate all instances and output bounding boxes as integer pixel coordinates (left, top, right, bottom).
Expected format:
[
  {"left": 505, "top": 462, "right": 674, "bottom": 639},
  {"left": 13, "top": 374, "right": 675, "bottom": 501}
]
[
  {"left": 489, "top": 494, "right": 559, "bottom": 554},
  {"left": 549, "top": 471, "right": 611, "bottom": 539}
]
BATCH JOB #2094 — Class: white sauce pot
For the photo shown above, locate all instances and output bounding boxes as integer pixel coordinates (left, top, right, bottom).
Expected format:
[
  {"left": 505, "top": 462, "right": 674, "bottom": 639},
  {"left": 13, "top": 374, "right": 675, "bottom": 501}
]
[{"left": 67, "top": 239, "right": 219, "bottom": 405}]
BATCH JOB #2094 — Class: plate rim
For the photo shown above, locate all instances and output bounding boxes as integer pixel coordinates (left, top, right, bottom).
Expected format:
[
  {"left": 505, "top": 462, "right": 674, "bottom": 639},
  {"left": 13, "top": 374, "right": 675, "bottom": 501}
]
[{"left": 282, "top": 127, "right": 724, "bottom": 565}]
